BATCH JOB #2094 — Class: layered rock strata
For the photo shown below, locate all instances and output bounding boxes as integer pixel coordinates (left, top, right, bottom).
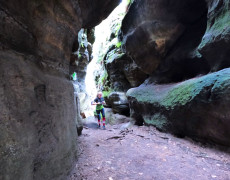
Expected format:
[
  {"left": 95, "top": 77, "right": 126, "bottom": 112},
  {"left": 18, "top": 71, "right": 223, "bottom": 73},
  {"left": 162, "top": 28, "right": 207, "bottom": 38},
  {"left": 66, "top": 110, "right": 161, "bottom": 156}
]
[
  {"left": 0, "top": 0, "right": 120, "bottom": 179},
  {"left": 122, "top": 0, "right": 230, "bottom": 146},
  {"left": 127, "top": 68, "right": 230, "bottom": 146}
]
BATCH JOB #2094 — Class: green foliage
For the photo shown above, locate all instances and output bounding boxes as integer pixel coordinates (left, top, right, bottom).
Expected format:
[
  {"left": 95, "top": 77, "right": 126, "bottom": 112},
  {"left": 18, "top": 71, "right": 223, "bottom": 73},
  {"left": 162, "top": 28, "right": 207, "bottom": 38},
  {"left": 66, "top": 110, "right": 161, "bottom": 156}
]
[
  {"left": 127, "top": 0, "right": 134, "bottom": 5},
  {"left": 116, "top": 42, "right": 122, "bottom": 48},
  {"left": 95, "top": 70, "right": 109, "bottom": 91},
  {"left": 78, "top": 53, "right": 81, "bottom": 59},
  {"left": 105, "top": 48, "right": 124, "bottom": 64},
  {"left": 102, "top": 90, "right": 112, "bottom": 98},
  {"left": 81, "top": 42, "right": 85, "bottom": 48},
  {"left": 99, "top": 71, "right": 108, "bottom": 85}
]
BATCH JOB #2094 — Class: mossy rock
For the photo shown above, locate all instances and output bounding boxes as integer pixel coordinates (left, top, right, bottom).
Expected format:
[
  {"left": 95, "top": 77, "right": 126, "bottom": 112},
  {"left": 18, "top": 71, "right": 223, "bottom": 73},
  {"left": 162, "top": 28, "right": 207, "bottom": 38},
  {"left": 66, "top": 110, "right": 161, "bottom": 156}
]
[{"left": 127, "top": 68, "right": 230, "bottom": 146}]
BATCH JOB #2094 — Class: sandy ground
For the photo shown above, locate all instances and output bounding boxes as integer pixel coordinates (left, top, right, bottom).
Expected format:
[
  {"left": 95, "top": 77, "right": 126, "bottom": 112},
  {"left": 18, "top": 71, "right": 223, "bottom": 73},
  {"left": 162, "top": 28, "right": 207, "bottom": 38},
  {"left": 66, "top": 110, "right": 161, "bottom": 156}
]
[{"left": 69, "top": 117, "right": 230, "bottom": 180}]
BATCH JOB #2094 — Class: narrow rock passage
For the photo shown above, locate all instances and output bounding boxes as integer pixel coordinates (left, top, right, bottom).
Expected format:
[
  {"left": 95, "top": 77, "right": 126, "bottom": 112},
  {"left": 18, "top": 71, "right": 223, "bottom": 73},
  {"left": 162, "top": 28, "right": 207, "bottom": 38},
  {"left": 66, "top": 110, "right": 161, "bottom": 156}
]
[{"left": 69, "top": 118, "right": 230, "bottom": 180}]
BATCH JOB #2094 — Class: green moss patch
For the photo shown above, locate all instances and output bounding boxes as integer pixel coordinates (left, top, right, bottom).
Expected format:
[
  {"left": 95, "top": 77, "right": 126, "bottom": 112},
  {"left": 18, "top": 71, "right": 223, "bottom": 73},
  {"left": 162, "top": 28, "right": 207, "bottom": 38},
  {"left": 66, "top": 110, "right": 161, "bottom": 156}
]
[
  {"left": 199, "top": 2, "right": 230, "bottom": 49},
  {"left": 143, "top": 113, "right": 167, "bottom": 128},
  {"left": 127, "top": 68, "right": 230, "bottom": 109}
]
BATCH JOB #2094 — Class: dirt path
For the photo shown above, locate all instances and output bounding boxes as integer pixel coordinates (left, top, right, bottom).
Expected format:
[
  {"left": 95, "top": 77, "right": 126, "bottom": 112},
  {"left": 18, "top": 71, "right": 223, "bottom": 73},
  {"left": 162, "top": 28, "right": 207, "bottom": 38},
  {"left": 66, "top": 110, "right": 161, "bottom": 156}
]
[{"left": 69, "top": 118, "right": 230, "bottom": 180}]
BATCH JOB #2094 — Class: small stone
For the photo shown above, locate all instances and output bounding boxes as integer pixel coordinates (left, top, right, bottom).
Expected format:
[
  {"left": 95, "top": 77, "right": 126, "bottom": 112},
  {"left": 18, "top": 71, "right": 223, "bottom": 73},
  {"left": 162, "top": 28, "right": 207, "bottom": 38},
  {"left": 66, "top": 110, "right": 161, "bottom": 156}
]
[{"left": 211, "top": 175, "right": 217, "bottom": 178}]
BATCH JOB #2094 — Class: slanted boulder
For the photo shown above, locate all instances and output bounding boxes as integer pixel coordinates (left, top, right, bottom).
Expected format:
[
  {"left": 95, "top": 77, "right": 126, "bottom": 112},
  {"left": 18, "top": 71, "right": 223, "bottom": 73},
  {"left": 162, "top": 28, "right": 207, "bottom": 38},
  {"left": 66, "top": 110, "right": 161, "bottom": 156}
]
[
  {"left": 127, "top": 68, "right": 230, "bottom": 146},
  {"left": 120, "top": 0, "right": 210, "bottom": 83}
]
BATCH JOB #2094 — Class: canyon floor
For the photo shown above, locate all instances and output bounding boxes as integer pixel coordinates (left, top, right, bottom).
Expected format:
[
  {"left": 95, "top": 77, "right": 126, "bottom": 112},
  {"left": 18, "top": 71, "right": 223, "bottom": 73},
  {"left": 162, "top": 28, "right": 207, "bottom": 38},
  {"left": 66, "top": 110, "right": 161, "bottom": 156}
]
[{"left": 69, "top": 117, "right": 230, "bottom": 180}]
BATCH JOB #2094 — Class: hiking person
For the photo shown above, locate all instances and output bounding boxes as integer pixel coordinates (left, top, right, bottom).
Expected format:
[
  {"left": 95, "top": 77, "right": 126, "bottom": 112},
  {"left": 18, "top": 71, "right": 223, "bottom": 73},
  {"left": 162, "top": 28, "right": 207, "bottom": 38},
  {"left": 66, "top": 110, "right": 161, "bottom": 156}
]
[{"left": 91, "top": 92, "right": 106, "bottom": 129}]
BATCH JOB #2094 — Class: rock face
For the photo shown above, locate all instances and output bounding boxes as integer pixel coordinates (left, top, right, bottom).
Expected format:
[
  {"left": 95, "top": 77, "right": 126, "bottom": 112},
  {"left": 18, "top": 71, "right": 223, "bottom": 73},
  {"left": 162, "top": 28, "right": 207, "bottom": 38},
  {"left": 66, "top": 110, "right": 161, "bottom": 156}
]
[
  {"left": 198, "top": 0, "right": 230, "bottom": 71},
  {"left": 127, "top": 68, "right": 230, "bottom": 146},
  {"left": 70, "top": 29, "right": 94, "bottom": 85},
  {"left": 105, "top": 108, "right": 133, "bottom": 125},
  {"left": 121, "top": 0, "right": 230, "bottom": 146},
  {"left": 70, "top": 28, "right": 95, "bottom": 117},
  {"left": 79, "top": 0, "right": 122, "bottom": 29},
  {"left": 105, "top": 52, "right": 148, "bottom": 92},
  {"left": 0, "top": 0, "right": 119, "bottom": 180},
  {"left": 102, "top": 50, "right": 147, "bottom": 116},
  {"left": 120, "top": 0, "right": 210, "bottom": 83},
  {"left": 106, "top": 92, "right": 130, "bottom": 116}
]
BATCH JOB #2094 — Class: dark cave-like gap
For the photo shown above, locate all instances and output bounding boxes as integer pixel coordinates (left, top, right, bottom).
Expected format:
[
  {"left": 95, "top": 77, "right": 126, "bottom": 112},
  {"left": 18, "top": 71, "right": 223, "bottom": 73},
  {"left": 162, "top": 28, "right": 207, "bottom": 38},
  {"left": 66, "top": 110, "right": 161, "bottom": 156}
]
[{"left": 155, "top": 0, "right": 210, "bottom": 84}]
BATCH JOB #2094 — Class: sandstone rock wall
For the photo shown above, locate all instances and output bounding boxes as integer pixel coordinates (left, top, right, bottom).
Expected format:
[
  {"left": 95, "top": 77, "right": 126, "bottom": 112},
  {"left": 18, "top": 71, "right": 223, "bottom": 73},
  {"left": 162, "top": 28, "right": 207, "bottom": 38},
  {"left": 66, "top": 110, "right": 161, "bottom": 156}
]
[
  {"left": 120, "top": 0, "right": 209, "bottom": 83},
  {"left": 70, "top": 28, "right": 95, "bottom": 117},
  {"left": 122, "top": 0, "right": 230, "bottom": 146},
  {"left": 0, "top": 0, "right": 119, "bottom": 179},
  {"left": 198, "top": 0, "right": 230, "bottom": 71},
  {"left": 127, "top": 68, "right": 230, "bottom": 146}
]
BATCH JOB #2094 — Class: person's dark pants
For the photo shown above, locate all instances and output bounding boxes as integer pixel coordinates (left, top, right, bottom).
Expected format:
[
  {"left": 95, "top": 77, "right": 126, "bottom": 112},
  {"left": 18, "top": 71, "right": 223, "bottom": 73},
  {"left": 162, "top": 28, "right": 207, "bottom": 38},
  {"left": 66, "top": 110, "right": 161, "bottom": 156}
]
[{"left": 96, "top": 108, "right": 106, "bottom": 126}]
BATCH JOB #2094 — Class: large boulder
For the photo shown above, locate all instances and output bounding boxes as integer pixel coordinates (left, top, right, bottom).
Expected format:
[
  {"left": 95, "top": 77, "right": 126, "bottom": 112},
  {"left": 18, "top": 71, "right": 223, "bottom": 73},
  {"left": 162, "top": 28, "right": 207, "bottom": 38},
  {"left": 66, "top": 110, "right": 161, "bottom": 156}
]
[
  {"left": 107, "top": 92, "right": 130, "bottom": 116},
  {"left": 120, "top": 0, "right": 210, "bottom": 83},
  {"left": 127, "top": 68, "right": 230, "bottom": 146},
  {"left": 105, "top": 52, "right": 148, "bottom": 91},
  {"left": 105, "top": 108, "right": 133, "bottom": 125},
  {"left": 0, "top": 0, "right": 120, "bottom": 179}
]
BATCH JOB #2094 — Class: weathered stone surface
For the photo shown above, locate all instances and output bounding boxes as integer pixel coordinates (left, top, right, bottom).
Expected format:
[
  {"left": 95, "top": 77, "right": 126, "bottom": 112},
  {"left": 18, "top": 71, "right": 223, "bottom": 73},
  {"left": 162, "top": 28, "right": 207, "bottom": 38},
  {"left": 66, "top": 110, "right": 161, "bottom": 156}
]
[
  {"left": 0, "top": 0, "right": 120, "bottom": 179},
  {"left": 70, "top": 29, "right": 94, "bottom": 117},
  {"left": 0, "top": 0, "right": 81, "bottom": 72},
  {"left": 73, "top": 82, "right": 84, "bottom": 135},
  {"left": 127, "top": 68, "right": 230, "bottom": 146},
  {"left": 70, "top": 29, "right": 93, "bottom": 83},
  {"left": 107, "top": 92, "right": 130, "bottom": 116},
  {"left": 87, "top": 28, "right": 96, "bottom": 44},
  {"left": 198, "top": 0, "right": 230, "bottom": 71},
  {"left": 105, "top": 108, "right": 133, "bottom": 125},
  {"left": 120, "top": 0, "right": 209, "bottom": 83},
  {"left": 80, "top": 0, "right": 120, "bottom": 28},
  {"left": 105, "top": 52, "right": 148, "bottom": 91},
  {"left": 0, "top": 51, "right": 78, "bottom": 180}
]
